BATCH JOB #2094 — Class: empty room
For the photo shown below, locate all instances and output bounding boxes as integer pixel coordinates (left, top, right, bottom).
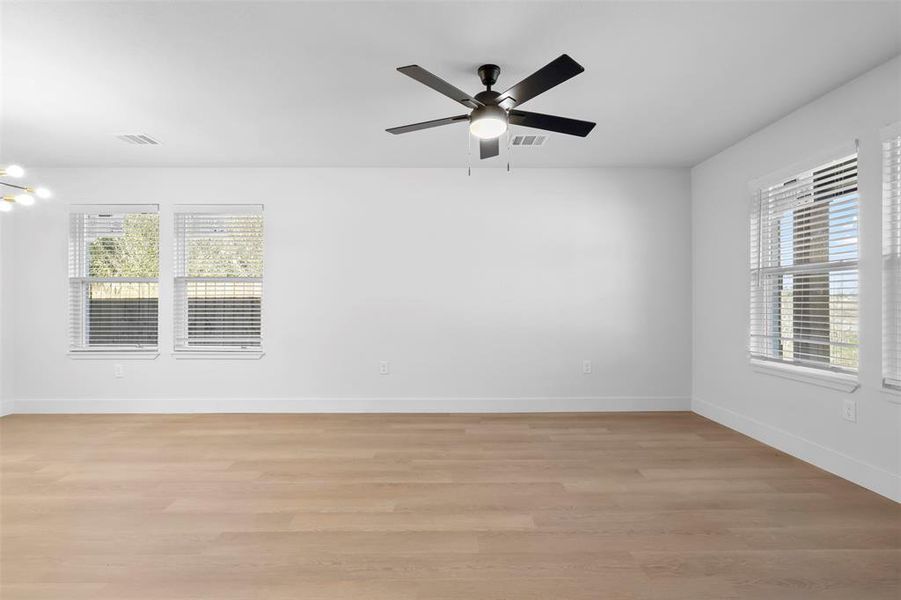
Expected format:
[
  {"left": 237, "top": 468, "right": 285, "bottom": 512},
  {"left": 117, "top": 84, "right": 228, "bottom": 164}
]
[{"left": 0, "top": 1, "right": 899, "bottom": 598}]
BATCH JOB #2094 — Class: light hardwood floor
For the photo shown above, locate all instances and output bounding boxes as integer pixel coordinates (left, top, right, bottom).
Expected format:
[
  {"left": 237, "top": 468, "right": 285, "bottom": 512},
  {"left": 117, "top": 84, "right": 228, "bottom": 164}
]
[{"left": 1, "top": 412, "right": 898, "bottom": 599}]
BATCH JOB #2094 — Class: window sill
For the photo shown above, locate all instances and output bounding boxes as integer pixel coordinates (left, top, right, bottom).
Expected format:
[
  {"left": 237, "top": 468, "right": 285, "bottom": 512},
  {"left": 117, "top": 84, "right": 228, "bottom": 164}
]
[
  {"left": 751, "top": 359, "right": 859, "bottom": 393},
  {"left": 172, "top": 350, "right": 265, "bottom": 360},
  {"left": 68, "top": 351, "right": 160, "bottom": 360}
]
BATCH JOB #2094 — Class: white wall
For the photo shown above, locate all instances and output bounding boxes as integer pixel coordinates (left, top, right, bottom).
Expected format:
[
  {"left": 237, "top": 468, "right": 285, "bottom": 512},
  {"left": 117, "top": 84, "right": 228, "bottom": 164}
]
[
  {"left": 0, "top": 216, "right": 8, "bottom": 416},
  {"left": 2, "top": 167, "right": 691, "bottom": 412},
  {"left": 692, "top": 56, "right": 901, "bottom": 501}
]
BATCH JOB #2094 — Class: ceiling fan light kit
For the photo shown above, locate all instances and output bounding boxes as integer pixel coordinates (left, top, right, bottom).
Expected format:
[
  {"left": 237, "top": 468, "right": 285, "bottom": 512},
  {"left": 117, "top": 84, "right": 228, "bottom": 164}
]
[
  {"left": 387, "top": 54, "right": 595, "bottom": 163},
  {"left": 469, "top": 104, "right": 508, "bottom": 139}
]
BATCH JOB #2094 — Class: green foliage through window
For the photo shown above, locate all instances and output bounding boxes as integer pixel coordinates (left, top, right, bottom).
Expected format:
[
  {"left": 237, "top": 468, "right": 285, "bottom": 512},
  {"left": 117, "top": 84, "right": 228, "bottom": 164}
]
[
  {"left": 88, "top": 213, "right": 159, "bottom": 278},
  {"left": 186, "top": 215, "right": 263, "bottom": 278}
]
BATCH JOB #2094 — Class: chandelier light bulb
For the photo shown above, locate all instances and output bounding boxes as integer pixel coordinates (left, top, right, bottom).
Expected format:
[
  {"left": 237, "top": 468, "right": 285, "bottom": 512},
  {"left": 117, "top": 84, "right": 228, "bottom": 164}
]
[
  {"left": 16, "top": 194, "right": 35, "bottom": 206},
  {"left": 35, "top": 187, "right": 52, "bottom": 199},
  {"left": 4, "top": 164, "right": 25, "bottom": 178}
]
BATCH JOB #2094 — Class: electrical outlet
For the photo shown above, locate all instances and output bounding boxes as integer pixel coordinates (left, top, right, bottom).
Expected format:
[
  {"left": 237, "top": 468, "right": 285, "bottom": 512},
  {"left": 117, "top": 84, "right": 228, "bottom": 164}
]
[
  {"left": 114, "top": 363, "right": 124, "bottom": 379},
  {"left": 379, "top": 361, "right": 390, "bottom": 375},
  {"left": 582, "top": 360, "right": 592, "bottom": 375},
  {"left": 842, "top": 398, "right": 857, "bottom": 423}
]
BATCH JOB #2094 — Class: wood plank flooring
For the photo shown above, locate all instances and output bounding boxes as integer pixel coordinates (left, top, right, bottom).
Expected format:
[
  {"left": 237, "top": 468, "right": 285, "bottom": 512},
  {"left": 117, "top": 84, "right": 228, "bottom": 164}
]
[{"left": 1, "top": 412, "right": 898, "bottom": 599}]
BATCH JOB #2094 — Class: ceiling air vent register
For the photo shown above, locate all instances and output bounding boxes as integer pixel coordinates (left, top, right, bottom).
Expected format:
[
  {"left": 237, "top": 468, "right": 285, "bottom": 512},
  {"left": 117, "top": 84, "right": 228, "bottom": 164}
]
[
  {"left": 117, "top": 134, "right": 161, "bottom": 145},
  {"left": 511, "top": 134, "right": 547, "bottom": 147}
]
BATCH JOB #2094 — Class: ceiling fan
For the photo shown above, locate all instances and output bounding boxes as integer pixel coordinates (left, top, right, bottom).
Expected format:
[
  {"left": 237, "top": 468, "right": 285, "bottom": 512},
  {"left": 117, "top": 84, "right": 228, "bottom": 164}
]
[{"left": 387, "top": 54, "right": 595, "bottom": 160}]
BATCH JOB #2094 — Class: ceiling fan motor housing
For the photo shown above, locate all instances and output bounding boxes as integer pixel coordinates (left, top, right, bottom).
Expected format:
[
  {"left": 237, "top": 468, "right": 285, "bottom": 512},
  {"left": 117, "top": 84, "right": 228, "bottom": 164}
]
[
  {"left": 478, "top": 64, "right": 501, "bottom": 89},
  {"left": 474, "top": 90, "right": 502, "bottom": 106}
]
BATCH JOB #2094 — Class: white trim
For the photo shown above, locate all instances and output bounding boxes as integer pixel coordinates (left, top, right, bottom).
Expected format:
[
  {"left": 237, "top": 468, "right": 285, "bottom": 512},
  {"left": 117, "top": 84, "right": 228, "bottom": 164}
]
[
  {"left": 7, "top": 395, "right": 689, "bottom": 415},
  {"left": 68, "top": 203, "right": 158, "bottom": 214},
  {"left": 67, "top": 351, "right": 160, "bottom": 360},
  {"left": 750, "top": 359, "right": 859, "bottom": 393},
  {"left": 0, "top": 399, "right": 13, "bottom": 417},
  {"left": 693, "top": 398, "right": 901, "bottom": 503},
  {"left": 172, "top": 350, "right": 264, "bottom": 360}
]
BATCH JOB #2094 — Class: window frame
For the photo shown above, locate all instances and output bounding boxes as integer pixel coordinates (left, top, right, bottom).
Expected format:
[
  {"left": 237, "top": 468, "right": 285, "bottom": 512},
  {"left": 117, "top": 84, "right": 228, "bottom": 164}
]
[
  {"left": 67, "top": 204, "right": 160, "bottom": 359},
  {"left": 882, "top": 123, "right": 901, "bottom": 397},
  {"left": 172, "top": 204, "right": 264, "bottom": 359},
  {"left": 748, "top": 145, "right": 860, "bottom": 386}
]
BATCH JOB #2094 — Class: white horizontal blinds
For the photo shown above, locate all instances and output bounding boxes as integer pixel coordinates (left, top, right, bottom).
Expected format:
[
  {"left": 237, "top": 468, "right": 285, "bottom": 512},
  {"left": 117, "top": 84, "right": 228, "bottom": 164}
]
[
  {"left": 68, "top": 205, "right": 160, "bottom": 351},
  {"left": 174, "top": 205, "right": 263, "bottom": 351},
  {"left": 883, "top": 134, "right": 901, "bottom": 388},
  {"left": 750, "top": 153, "right": 859, "bottom": 373}
]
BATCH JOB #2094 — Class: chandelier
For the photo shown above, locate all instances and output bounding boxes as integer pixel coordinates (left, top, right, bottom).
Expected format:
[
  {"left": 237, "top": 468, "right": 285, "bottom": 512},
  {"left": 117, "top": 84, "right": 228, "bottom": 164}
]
[{"left": 1, "top": 165, "right": 53, "bottom": 213}]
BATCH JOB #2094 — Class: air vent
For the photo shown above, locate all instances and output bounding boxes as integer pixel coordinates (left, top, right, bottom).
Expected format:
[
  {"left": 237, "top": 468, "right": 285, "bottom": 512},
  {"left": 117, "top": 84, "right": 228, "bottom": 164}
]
[
  {"left": 116, "top": 134, "right": 161, "bottom": 145},
  {"left": 511, "top": 134, "right": 548, "bottom": 147}
]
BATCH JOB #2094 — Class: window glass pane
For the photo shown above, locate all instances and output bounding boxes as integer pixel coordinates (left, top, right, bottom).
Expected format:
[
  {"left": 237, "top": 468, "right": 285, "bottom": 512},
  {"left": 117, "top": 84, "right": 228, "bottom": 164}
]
[
  {"left": 68, "top": 209, "right": 159, "bottom": 351},
  {"left": 186, "top": 215, "right": 263, "bottom": 278},
  {"left": 185, "top": 280, "right": 262, "bottom": 347},
  {"left": 750, "top": 154, "right": 858, "bottom": 373},
  {"left": 883, "top": 133, "right": 901, "bottom": 387},
  {"left": 88, "top": 213, "right": 160, "bottom": 278},
  {"left": 174, "top": 208, "right": 263, "bottom": 351},
  {"left": 87, "top": 282, "right": 159, "bottom": 346}
]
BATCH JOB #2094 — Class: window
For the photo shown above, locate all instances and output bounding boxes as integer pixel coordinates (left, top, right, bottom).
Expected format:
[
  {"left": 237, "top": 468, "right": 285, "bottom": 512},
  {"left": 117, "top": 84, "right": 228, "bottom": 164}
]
[
  {"left": 750, "top": 153, "right": 859, "bottom": 374},
  {"left": 884, "top": 131, "right": 901, "bottom": 389},
  {"left": 68, "top": 205, "right": 160, "bottom": 353},
  {"left": 174, "top": 205, "right": 263, "bottom": 354}
]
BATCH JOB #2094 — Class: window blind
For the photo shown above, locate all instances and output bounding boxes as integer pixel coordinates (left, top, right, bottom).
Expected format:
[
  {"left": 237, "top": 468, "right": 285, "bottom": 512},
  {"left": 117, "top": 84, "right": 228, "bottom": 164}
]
[
  {"left": 174, "top": 205, "right": 263, "bottom": 352},
  {"left": 68, "top": 205, "right": 159, "bottom": 351},
  {"left": 750, "top": 153, "right": 859, "bottom": 373},
  {"left": 883, "top": 133, "right": 901, "bottom": 389}
]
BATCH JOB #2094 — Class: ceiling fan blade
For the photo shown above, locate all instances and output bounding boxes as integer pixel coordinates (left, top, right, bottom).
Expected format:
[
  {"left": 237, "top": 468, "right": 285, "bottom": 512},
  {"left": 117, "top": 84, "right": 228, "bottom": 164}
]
[
  {"left": 496, "top": 54, "right": 585, "bottom": 109},
  {"left": 386, "top": 115, "right": 469, "bottom": 135},
  {"left": 397, "top": 65, "right": 484, "bottom": 109},
  {"left": 479, "top": 138, "right": 499, "bottom": 159},
  {"left": 509, "top": 110, "right": 595, "bottom": 137}
]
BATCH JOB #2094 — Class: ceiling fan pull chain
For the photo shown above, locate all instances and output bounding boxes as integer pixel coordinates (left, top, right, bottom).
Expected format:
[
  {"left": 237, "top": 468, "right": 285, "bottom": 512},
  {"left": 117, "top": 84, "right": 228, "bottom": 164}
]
[
  {"left": 467, "top": 131, "right": 472, "bottom": 176},
  {"left": 506, "top": 129, "right": 512, "bottom": 173}
]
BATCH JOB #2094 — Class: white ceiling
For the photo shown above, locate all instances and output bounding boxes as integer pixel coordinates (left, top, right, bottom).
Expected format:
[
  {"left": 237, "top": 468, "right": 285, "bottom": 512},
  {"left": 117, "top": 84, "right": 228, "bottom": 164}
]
[{"left": 1, "top": 1, "right": 899, "bottom": 168}]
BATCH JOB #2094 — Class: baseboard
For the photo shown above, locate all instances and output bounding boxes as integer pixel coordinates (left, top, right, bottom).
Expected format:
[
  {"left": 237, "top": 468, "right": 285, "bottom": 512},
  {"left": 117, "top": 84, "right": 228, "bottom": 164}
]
[
  {"left": 8, "top": 395, "right": 689, "bottom": 415},
  {"left": 693, "top": 398, "right": 901, "bottom": 503},
  {"left": 0, "top": 398, "right": 13, "bottom": 417}
]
